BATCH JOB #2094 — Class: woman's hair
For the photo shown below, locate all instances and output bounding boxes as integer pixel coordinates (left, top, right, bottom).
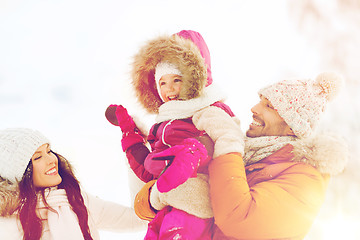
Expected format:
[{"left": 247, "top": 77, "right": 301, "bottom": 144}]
[{"left": 18, "top": 151, "right": 94, "bottom": 240}]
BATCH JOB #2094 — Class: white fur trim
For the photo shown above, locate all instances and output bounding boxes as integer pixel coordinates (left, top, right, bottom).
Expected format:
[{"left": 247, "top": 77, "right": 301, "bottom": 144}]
[
  {"left": 291, "top": 133, "right": 348, "bottom": 175},
  {"left": 156, "top": 84, "right": 226, "bottom": 123},
  {"left": 244, "top": 133, "right": 348, "bottom": 176}
]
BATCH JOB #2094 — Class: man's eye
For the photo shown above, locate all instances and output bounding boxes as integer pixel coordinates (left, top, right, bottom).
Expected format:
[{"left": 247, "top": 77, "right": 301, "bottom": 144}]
[{"left": 174, "top": 79, "right": 182, "bottom": 83}]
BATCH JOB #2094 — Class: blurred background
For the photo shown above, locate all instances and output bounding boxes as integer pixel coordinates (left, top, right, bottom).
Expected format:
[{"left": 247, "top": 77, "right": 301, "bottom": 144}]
[{"left": 1, "top": 0, "right": 359, "bottom": 239}]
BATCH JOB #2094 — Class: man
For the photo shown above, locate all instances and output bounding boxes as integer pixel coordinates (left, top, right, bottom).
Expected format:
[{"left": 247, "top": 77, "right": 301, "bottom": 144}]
[{"left": 134, "top": 72, "right": 348, "bottom": 239}]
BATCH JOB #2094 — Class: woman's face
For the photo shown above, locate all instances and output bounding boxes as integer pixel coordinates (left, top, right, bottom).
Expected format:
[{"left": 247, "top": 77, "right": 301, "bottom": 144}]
[{"left": 31, "top": 144, "right": 62, "bottom": 188}]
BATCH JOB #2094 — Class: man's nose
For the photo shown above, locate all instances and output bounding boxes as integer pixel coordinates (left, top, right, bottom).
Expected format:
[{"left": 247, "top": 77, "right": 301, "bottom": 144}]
[{"left": 251, "top": 102, "right": 261, "bottom": 114}]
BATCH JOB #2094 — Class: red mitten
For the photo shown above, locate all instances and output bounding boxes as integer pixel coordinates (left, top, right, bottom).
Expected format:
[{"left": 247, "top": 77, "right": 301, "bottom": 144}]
[
  {"left": 153, "top": 138, "right": 208, "bottom": 193},
  {"left": 105, "top": 104, "right": 145, "bottom": 151},
  {"left": 105, "top": 104, "right": 137, "bottom": 133}
]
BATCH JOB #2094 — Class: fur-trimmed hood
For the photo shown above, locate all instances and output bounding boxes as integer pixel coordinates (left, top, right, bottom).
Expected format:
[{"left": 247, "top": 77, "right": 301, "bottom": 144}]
[
  {"left": 131, "top": 30, "right": 212, "bottom": 114},
  {"left": 291, "top": 133, "right": 349, "bottom": 176},
  {"left": 0, "top": 154, "right": 74, "bottom": 217},
  {"left": 244, "top": 133, "right": 348, "bottom": 176},
  {"left": 0, "top": 178, "right": 19, "bottom": 217}
]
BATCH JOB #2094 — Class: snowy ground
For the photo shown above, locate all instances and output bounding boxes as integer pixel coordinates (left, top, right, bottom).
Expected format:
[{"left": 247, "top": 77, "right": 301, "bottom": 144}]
[{"left": 1, "top": 0, "right": 359, "bottom": 239}]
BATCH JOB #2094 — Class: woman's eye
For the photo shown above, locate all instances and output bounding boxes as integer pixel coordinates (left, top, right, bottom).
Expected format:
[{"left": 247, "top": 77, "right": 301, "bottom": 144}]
[
  {"left": 33, "top": 156, "right": 42, "bottom": 161},
  {"left": 174, "top": 79, "right": 182, "bottom": 83}
]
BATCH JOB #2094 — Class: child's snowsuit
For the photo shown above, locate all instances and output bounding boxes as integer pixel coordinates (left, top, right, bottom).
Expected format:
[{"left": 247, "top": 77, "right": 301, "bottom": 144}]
[{"left": 109, "top": 30, "right": 244, "bottom": 239}]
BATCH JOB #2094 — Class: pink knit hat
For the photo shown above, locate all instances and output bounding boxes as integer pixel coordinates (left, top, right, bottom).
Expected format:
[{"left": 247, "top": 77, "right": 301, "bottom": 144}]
[{"left": 259, "top": 72, "right": 344, "bottom": 138}]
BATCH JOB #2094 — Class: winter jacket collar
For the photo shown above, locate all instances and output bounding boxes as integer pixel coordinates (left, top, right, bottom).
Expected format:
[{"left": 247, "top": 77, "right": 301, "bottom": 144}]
[
  {"left": 244, "top": 136, "right": 297, "bottom": 165},
  {"left": 155, "top": 84, "right": 226, "bottom": 123},
  {"left": 0, "top": 179, "right": 18, "bottom": 217},
  {"left": 245, "top": 133, "right": 348, "bottom": 176}
]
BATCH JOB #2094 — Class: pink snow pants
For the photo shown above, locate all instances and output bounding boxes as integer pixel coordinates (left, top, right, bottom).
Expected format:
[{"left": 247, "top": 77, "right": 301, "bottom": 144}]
[{"left": 145, "top": 206, "right": 214, "bottom": 240}]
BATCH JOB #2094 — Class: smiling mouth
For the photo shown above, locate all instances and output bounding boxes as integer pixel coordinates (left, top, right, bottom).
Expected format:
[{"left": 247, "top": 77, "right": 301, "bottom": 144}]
[
  {"left": 45, "top": 167, "right": 57, "bottom": 175},
  {"left": 167, "top": 95, "right": 178, "bottom": 101},
  {"left": 250, "top": 118, "right": 264, "bottom": 127}
]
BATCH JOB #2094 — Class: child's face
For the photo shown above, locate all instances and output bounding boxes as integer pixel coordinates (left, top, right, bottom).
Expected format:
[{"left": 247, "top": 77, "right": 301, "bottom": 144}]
[
  {"left": 159, "top": 74, "right": 183, "bottom": 102},
  {"left": 31, "top": 144, "right": 62, "bottom": 188}
]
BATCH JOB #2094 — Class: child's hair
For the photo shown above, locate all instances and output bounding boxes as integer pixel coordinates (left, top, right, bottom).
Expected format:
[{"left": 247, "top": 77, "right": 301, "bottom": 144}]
[{"left": 17, "top": 151, "right": 93, "bottom": 240}]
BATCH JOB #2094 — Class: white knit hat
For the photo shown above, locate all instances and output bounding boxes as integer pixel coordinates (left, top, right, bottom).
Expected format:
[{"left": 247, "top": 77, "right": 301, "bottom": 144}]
[
  {"left": 154, "top": 61, "right": 182, "bottom": 102},
  {"left": 0, "top": 128, "right": 50, "bottom": 183},
  {"left": 259, "top": 72, "right": 344, "bottom": 138}
]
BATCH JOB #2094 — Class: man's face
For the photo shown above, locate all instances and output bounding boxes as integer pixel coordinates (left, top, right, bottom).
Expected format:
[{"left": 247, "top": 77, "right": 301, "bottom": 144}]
[{"left": 246, "top": 96, "right": 294, "bottom": 138}]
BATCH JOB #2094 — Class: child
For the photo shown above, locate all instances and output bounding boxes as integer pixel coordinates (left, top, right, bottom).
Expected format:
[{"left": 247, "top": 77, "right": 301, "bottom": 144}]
[
  {"left": 0, "top": 128, "right": 146, "bottom": 240},
  {"left": 106, "top": 30, "right": 244, "bottom": 239}
]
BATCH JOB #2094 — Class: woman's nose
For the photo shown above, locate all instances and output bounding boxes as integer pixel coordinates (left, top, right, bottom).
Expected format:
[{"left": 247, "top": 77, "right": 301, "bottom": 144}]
[{"left": 45, "top": 154, "right": 56, "bottom": 165}]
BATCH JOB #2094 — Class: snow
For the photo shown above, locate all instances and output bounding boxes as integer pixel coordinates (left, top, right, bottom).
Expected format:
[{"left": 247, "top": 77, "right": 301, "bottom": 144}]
[{"left": 0, "top": 0, "right": 359, "bottom": 239}]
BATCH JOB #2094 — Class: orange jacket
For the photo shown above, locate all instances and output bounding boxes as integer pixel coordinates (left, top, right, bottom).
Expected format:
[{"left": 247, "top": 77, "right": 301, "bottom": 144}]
[
  {"left": 134, "top": 144, "right": 330, "bottom": 239},
  {"left": 209, "top": 144, "right": 329, "bottom": 240}
]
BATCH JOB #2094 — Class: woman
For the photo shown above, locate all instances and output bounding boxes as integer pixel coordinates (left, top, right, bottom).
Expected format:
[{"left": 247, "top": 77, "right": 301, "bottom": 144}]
[{"left": 0, "top": 128, "right": 146, "bottom": 240}]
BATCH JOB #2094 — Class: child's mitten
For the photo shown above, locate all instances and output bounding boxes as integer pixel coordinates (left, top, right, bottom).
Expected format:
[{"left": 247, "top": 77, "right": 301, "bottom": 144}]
[
  {"left": 153, "top": 138, "right": 208, "bottom": 193},
  {"left": 105, "top": 104, "right": 145, "bottom": 151}
]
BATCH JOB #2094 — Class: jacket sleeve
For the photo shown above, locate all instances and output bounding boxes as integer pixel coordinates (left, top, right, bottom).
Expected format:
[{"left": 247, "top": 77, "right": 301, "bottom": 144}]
[
  {"left": 134, "top": 180, "right": 158, "bottom": 221},
  {"left": 208, "top": 153, "right": 329, "bottom": 239},
  {"left": 126, "top": 143, "right": 156, "bottom": 182},
  {"left": 125, "top": 123, "right": 161, "bottom": 183},
  {"left": 84, "top": 192, "right": 147, "bottom": 232},
  {"left": 193, "top": 105, "right": 244, "bottom": 158}
]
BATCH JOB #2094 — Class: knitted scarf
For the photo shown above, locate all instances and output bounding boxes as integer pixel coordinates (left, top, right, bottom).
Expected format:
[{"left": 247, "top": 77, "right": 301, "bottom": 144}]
[
  {"left": 243, "top": 136, "right": 297, "bottom": 166},
  {"left": 156, "top": 84, "right": 225, "bottom": 123},
  {"left": 36, "top": 188, "right": 86, "bottom": 240}
]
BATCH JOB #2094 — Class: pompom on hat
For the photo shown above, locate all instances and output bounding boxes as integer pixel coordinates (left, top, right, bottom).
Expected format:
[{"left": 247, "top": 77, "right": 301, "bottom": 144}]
[
  {"left": 259, "top": 72, "right": 344, "bottom": 138},
  {"left": 0, "top": 128, "right": 50, "bottom": 183}
]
